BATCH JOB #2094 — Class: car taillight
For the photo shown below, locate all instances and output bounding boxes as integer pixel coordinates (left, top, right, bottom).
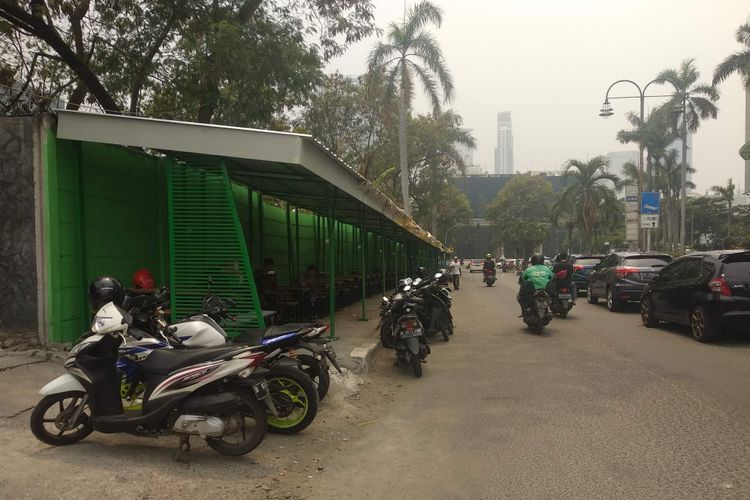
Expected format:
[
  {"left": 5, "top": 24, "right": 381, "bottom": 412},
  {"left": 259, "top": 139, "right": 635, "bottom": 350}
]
[
  {"left": 615, "top": 266, "right": 638, "bottom": 278},
  {"left": 574, "top": 265, "right": 584, "bottom": 271},
  {"left": 708, "top": 277, "right": 732, "bottom": 296}
]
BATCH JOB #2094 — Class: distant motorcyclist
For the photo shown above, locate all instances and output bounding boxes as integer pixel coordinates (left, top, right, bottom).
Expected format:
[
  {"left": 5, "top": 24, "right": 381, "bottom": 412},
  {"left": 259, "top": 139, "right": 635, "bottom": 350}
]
[
  {"left": 483, "top": 254, "right": 496, "bottom": 271},
  {"left": 551, "top": 253, "right": 576, "bottom": 303},
  {"left": 517, "top": 254, "right": 553, "bottom": 316}
]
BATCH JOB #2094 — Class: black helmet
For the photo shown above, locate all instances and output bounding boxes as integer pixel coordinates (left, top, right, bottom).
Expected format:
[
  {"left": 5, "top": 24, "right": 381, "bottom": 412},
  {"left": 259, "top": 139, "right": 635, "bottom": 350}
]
[
  {"left": 88, "top": 275, "right": 125, "bottom": 311},
  {"left": 556, "top": 252, "right": 568, "bottom": 262},
  {"left": 530, "top": 254, "right": 544, "bottom": 266}
]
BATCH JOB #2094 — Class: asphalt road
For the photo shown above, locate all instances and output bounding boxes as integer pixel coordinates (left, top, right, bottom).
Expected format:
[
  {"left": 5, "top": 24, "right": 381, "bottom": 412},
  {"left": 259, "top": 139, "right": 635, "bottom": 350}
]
[{"left": 308, "top": 271, "right": 750, "bottom": 499}]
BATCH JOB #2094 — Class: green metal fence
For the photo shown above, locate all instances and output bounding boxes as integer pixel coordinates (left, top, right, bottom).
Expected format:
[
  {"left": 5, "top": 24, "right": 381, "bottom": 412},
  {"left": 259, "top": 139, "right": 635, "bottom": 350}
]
[{"left": 167, "top": 161, "right": 264, "bottom": 335}]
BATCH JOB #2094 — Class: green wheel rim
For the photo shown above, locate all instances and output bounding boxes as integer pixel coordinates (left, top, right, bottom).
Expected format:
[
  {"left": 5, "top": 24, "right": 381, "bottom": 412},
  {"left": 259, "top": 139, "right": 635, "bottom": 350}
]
[{"left": 267, "top": 377, "right": 309, "bottom": 428}]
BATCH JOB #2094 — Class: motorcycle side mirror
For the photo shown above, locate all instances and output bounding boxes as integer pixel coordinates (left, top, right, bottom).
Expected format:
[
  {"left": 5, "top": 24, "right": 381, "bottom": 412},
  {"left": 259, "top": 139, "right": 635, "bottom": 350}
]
[
  {"left": 405, "top": 278, "right": 413, "bottom": 285},
  {"left": 413, "top": 278, "right": 422, "bottom": 286},
  {"left": 403, "top": 285, "right": 411, "bottom": 292},
  {"left": 434, "top": 272, "right": 442, "bottom": 279}
]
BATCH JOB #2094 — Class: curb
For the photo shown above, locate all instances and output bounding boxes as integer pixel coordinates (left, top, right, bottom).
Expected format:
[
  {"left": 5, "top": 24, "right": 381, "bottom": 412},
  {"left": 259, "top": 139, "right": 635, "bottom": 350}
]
[{"left": 348, "top": 342, "right": 379, "bottom": 373}]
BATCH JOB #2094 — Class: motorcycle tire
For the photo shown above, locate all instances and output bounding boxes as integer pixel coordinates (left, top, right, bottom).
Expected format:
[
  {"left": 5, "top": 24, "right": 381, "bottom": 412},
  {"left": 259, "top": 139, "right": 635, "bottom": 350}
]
[
  {"left": 205, "top": 392, "right": 267, "bottom": 456},
  {"left": 559, "top": 310, "right": 568, "bottom": 319},
  {"left": 297, "top": 354, "right": 330, "bottom": 401},
  {"left": 267, "top": 366, "right": 319, "bottom": 435},
  {"left": 30, "top": 391, "right": 93, "bottom": 446},
  {"left": 410, "top": 354, "right": 423, "bottom": 378}
]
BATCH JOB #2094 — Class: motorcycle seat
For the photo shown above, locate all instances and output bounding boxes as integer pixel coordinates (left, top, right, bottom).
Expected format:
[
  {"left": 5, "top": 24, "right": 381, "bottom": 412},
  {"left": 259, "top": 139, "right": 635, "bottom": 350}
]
[
  {"left": 141, "top": 345, "right": 246, "bottom": 375},
  {"left": 232, "top": 323, "right": 313, "bottom": 345}
]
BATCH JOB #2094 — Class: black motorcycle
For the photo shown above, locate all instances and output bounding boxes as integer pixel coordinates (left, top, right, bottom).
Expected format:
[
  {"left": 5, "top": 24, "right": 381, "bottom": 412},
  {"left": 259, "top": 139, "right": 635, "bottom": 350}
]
[
  {"left": 410, "top": 273, "right": 453, "bottom": 342},
  {"left": 522, "top": 289, "right": 553, "bottom": 334},
  {"left": 378, "top": 282, "right": 430, "bottom": 378}
]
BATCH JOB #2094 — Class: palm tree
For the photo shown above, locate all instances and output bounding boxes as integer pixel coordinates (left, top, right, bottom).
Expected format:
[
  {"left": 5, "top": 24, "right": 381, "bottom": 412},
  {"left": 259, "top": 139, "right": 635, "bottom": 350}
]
[
  {"left": 711, "top": 179, "right": 736, "bottom": 238},
  {"left": 554, "top": 156, "right": 621, "bottom": 252},
  {"left": 655, "top": 150, "right": 696, "bottom": 249},
  {"left": 713, "top": 21, "right": 750, "bottom": 194},
  {"left": 368, "top": 0, "right": 454, "bottom": 216},
  {"left": 657, "top": 58, "right": 720, "bottom": 134},
  {"left": 620, "top": 161, "right": 640, "bottom": 187},
  {"left": 616, "top": 108, "right": 675, "bottom": 189}
]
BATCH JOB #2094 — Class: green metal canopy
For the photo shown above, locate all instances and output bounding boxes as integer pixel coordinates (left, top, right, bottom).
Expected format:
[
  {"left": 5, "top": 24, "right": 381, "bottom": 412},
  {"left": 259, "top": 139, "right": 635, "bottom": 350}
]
[
  {"left": 55, "top": 110, "right": 449, "bottom": 251},
  {"left": 740, "top": 141, "right": 750, "bottom": 161}
]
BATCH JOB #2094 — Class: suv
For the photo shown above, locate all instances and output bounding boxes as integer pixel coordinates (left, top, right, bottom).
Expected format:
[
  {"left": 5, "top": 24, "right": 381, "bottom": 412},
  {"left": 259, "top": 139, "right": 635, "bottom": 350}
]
[
  {"left": 640, "top": 250, "right": 750, "bottom": 342},
  {"left": 570, "top": 255, "right": 604, "bottom": 294},
  {"left": 587, "top": 252, "right": 672, "bottom": 311}
]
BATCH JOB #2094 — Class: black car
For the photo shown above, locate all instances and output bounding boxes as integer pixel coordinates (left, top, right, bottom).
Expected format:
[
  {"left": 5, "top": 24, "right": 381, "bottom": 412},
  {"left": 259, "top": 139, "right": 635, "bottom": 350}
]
[
  {"left": 587, "top": 252, "right": 672, "bottom": 311},
  {"left": 570, "top": 255, "right": 604, "bottom": 294},
  {"left": 640, "top": 250, "right": 750, "bottom": 342}
]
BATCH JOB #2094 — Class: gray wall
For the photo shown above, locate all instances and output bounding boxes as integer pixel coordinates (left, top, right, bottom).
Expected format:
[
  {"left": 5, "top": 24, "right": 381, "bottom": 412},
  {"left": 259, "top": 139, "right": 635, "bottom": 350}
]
[{"left": 0, "top": 116, "right": 38, "bottom": 332}]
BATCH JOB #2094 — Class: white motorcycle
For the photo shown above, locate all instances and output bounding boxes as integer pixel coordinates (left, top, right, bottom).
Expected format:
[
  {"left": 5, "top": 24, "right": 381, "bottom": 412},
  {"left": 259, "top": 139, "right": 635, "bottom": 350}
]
[{"left": 30, "top": 302, "right": 272, "bottom": 457}]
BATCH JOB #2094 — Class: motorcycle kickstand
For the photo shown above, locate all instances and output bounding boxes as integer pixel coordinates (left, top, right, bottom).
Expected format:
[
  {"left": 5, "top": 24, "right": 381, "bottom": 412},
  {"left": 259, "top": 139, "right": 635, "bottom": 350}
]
[{"left": 175, "top": 434, "right": 191, "bottom": 464}]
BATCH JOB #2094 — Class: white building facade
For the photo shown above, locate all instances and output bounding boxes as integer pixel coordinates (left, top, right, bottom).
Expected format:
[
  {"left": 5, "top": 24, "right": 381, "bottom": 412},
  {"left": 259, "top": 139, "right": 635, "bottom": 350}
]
[{"left": 494, "top": 112, "right": 514, "bottom": 175}]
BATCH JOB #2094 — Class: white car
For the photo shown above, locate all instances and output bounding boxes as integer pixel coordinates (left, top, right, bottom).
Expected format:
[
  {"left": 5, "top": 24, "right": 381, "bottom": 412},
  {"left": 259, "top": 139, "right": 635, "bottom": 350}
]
[{"left": 469, "top": 259, "right": 484, "bottom": 273}]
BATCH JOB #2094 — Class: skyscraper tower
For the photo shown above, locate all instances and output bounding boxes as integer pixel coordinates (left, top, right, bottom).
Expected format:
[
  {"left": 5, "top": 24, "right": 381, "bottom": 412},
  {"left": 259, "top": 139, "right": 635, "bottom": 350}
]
[{"left": 494, "top": 112, "right": 514, "bottom": 175}]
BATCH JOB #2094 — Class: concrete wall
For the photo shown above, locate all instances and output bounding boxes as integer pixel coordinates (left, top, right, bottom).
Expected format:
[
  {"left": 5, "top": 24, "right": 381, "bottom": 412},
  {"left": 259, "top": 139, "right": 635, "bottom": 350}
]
[{"left": 0, "top": 116, "right": 38, "bottom": 332}]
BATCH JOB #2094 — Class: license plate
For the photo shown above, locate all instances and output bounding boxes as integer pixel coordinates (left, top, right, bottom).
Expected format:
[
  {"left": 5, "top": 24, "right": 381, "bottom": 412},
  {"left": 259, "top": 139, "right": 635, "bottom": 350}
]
[
  {"left": 558, "top": 294, "right": 572, "bottom": 300},
  {"left": 253, "top": 380, "right": 270, "bottom": 400},
  {"left": 400, "top": 328, "right": 422, "bottom": 339}
]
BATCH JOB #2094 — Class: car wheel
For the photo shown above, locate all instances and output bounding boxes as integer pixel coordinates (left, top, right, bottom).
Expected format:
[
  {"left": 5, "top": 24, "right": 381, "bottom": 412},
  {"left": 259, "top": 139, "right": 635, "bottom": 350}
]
[
  {"left": 606, "top": 287, "right": 620, "bottom": 312},
  {"left": 587, "top": 290, "right": 598, "bottom": 304},
  {"left": 640, "top": 298, "right": 658, "bottom": 328},
  {"left": 690, "top": 305, "right": 721, "bottom": 343}
]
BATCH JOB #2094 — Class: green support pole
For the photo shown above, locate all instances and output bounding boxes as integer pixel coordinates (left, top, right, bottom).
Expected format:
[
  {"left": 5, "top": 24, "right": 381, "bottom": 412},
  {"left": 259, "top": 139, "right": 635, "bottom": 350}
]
[
  {"left": 380, "top": 217, "right": 386, "bottom": 295},
  {"left": 359, "top": 210, "right": 367, "bottom": 321},
  {"left": 257, "top": 192, "right": 265, "bottom": 264},
  {"left": 286, "top": 204, "right": 293, "bottom": 283},
  {"left": 247, "top": 189, "right": 254, "bottom": 265},
  {"left": 327, "top": 190, "right": 338, "bottom": 340},
  {"left": 295, "top": 207, "right": 300, "bottom": 279}
]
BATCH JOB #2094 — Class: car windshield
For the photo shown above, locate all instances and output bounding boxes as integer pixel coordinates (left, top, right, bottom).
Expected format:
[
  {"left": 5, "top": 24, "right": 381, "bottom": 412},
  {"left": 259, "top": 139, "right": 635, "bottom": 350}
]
[
  {"left": 575, "top": 258, "right": 601, "bottom": 265},
  {"left": 723, "top": 254, "right": 750, "bottom": 282},
  {"left": 623, "top": 256, "right": 672, "bottom": 268}
]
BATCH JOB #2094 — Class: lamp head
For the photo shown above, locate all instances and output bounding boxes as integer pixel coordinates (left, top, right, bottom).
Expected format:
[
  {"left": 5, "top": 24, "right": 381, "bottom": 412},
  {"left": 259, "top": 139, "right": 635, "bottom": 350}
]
[{"left": 599, "top": 100, "right": 613, "bottom": 118}]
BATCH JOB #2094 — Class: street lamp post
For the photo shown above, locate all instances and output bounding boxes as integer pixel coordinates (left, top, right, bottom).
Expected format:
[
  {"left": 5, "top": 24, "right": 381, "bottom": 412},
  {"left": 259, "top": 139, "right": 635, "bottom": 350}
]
[{"left": 599, "top": 78, "right": 681, "bottom": 251}]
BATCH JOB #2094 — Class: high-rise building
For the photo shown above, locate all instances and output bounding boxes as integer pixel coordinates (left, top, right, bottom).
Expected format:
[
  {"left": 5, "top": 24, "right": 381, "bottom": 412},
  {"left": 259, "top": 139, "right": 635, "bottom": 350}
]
[
  {"left": 455, "top": 133, "right": 474, "bottom": 167},
  {"left": 494, "top": 112, "right": 514, "bottom": 175}
]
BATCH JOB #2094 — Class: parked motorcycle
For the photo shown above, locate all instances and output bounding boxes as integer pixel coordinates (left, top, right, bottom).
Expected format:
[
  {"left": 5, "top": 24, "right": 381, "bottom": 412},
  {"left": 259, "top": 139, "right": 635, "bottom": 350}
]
[
  {"left": 120, "top": 293, "right": 326, "bottom": 435},
  {"left": 522, "top": 290, "right": 553, "bottom": 334},
  {"left": 483, "top": 268, "right": 497, "bottom": 287},
  {"left": 31, "top": 302, "right": 270, "bottom": 457},
  {"left": 378, "top": 281, "right": 430, "bottom": 378}
]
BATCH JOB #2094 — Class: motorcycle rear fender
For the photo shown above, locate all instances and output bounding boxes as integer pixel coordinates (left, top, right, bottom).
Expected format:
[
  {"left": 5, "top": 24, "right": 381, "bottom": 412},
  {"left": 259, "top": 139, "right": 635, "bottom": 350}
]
[
  {"left": 273, "top": 357, "right": 300, "bottom": 368},
  {"left": 39, "top": 373, "right": 86, "bottom": 396},
  {"left": 405, "top": 336, "right": 420, "bottom": 356}
]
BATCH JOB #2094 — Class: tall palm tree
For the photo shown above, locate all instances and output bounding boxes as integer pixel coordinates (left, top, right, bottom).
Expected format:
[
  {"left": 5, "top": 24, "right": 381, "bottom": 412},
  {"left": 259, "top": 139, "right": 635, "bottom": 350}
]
[
  {"left": 657, "top": 58, "right": 720, "bottom": 134},
  {"left": 713, "top": 21, "right": 750, "bottom": 194},
  {"left": 655, "top": 149, "right": 696, "bottom": 249},
  {"left": 554, "top": 156, "right": 621, "bottom": 252},
  {"left": 616, "top": 108, "right": 675, "bottom": 189},
  {"left": 620, "top": 161, "right": 640, "bottom": 187},
  {"left": 368, "top": 0, "right": 454, "bottom": 216},
  {"left": 711, "top": 179, "right": 736, "bottom": 238}
]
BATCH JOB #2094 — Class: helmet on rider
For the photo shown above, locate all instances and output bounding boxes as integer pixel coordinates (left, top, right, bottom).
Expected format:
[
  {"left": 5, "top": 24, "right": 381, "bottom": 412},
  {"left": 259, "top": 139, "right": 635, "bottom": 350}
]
[
  {"left": 486, "top": 254, "right": 492, "bottom": 259},
  {"left": 530, "top": 254, "right": 544, "bottom": 266},
  {"left": 555, "top": 253, "right": 568, "bottom": 263},
  {"left": 132, "top": 268, "right": 155, "bottom": 289},
  {"left": 88, "top": 275, "right": 125, "bottom": 311}
]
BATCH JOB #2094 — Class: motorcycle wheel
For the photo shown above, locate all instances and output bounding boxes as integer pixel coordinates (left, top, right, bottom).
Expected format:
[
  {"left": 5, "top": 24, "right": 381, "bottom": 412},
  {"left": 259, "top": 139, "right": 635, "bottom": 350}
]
[
  {"left": 410, "top": 354, "right": 423, "bottom": 378},
  {"left": 267, "top": 366, "right": 319, "bottom": 435},
  {"left": 297, "top": 354, "right": 330, "bottom": 401},
  {"left": 441, "top": 319, "right": 450, "bottom": 342},
  {"left": 30, "top": 391, "right": 93, "bottom": 446},
  {"left": 205, "top": 392, "right": 267, "bottom": 456},
  {"left": 532, "top": 322, "right": 544, "bottom": 334},
  {"left": 559, "top": 310, "right": 568, "bottom": 319}
]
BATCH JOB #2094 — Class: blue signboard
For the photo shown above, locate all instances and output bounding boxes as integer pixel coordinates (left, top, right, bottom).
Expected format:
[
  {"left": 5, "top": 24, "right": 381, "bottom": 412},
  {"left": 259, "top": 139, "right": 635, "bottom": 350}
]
[{"left": 640, "top": 192, "right": 660, "bottom": 214}]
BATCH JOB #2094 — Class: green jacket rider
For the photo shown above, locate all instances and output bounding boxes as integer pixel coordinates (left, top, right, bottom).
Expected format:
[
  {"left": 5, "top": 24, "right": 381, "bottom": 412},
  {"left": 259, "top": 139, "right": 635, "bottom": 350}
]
[{"left": 521, "top": 261, "right": 553, "bottom": 290}]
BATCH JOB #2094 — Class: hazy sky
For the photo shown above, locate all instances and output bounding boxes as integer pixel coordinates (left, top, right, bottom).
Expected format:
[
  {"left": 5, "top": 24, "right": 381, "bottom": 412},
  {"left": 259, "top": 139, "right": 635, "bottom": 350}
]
[{"left": 326, "top": 0, "right": 749, "bottom": 193}]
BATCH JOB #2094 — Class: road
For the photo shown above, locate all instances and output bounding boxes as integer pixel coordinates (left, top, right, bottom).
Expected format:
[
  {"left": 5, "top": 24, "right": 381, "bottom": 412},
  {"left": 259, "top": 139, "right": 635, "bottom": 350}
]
[
  {"left": 308, "top": 271, "right": 750, "bottom": 499},
  {"left": 1, "top": 270, "right": 749, "bottom": 499}
]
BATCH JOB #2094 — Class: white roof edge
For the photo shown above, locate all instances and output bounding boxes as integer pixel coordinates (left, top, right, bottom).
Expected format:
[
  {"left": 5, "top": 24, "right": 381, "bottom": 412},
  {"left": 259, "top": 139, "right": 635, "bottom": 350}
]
[{"left": 54, "top": 110, "right": 447, "bottom": 252}]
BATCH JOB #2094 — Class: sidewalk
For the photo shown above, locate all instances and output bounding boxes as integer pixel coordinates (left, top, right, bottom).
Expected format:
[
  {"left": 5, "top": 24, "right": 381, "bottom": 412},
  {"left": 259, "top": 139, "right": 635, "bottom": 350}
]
[{"left": 323, "top": 294, "right": 384, "bottom": 372}]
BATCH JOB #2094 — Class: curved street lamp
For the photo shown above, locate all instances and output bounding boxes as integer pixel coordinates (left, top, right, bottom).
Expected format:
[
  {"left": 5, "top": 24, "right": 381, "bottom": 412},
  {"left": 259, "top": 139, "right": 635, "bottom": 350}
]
[{"left": 599, "top": 78, "right": 684, "bottom": 250}]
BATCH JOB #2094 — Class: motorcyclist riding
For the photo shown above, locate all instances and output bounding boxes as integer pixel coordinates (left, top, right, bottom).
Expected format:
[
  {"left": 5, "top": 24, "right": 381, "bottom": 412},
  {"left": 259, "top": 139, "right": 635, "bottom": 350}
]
[
  {"left": 483, "top": 254, "right": 496, "bottom": 271},
  {"left": 551, "top": 253, "right": 576, "bottom": 303},
  {"left": 517, "top": 254, "right": 553, "bottom": 316}
]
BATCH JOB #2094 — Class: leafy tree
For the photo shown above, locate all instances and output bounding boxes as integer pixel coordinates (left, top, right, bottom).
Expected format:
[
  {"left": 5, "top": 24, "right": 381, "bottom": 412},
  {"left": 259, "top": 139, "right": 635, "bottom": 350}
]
[
  {"left": 616, "top": 108, "right": 675, "bottom": 190},
  {"left": 487, "top": 175, "right": 553, "bottom": 258},
  {"left": 655, "top": 149, "right": 695, "bottom": 250},
  {"left": 296, "top": 71, "right": 396, "bottom": 179},
  {"left": 554, "top": 156, "right": 620, "bottom": 253},
  {"left": 656, "top": 58, "right": 720, "bottom": 134},
  {"left": 687, "top": 195, "right": 726, "bottom": 249},
  {"left": 432, "top": 184, "right": 472, "bottom": 244},
  {"left": 0, "top": 0, "right": 377, "bottom": 123},
  {"left": 711, "top": 178, "right": 736, "bottom": 238},
  {"left": 712, "top": 22, "right": 750, "bottom": 88},
  {"left": 367, "top": 0, "right": 453, "bottom": 216}
]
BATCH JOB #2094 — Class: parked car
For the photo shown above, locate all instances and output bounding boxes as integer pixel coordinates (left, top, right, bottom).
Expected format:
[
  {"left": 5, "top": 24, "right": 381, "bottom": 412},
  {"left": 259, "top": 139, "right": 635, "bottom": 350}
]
[
  {"left": 587, "top": 252, "right": 672, "bottom": 311},
  {"left": 469, "top": 259, "right": 485, "bottom": 273},
  {"left": 570, "top": 255, "right": 605, "bottom": 294},
  {"left": 640, "top": 250, "right": 750, "bottom": 342}
]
